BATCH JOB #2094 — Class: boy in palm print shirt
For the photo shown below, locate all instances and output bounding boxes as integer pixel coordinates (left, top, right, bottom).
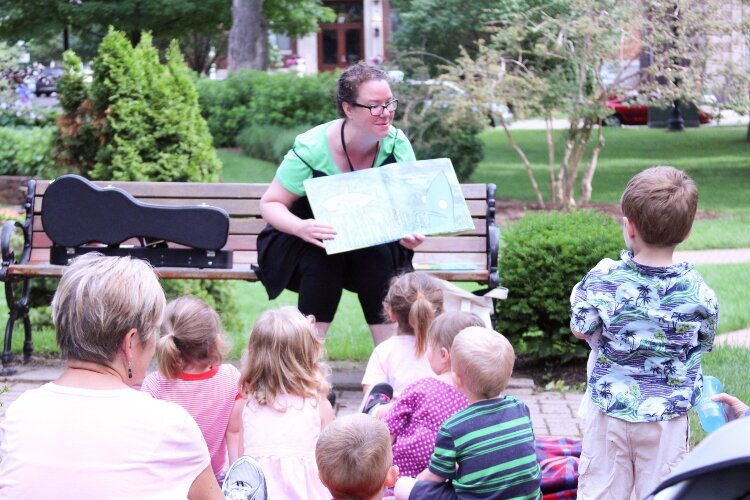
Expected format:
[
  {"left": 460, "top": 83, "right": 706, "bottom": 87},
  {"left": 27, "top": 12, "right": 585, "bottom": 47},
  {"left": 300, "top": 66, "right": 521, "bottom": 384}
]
[{"left": 570, "top": 166, "right": 719, "bottom": 500}]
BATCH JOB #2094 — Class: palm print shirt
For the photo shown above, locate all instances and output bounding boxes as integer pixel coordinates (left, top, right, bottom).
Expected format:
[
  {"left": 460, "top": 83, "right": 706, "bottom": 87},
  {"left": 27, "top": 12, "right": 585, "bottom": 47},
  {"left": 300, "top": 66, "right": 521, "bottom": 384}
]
[{"left": 570, "top": 251, "right": 719, "bottom": 423}]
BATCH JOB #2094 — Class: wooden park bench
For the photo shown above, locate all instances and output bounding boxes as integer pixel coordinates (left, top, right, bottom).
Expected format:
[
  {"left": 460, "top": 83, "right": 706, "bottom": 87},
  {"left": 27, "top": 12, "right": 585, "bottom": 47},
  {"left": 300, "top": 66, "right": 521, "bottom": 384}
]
[{"left": 0, "top": 176, "right": 500, "bottom": 375}]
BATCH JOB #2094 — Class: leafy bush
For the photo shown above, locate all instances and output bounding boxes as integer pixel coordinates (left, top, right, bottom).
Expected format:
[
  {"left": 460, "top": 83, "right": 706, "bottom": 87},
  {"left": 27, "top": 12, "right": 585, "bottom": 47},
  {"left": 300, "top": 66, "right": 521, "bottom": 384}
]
[
  {"left": 0, "top": 126, "right": 59, "bottom": 177},
  {"left": 497, "top": 210, "right": 622, "bottom": 363},
  {"left": 236, "top": 123, "right": 311, "bottom": 164},
  {"left": 50, "top": 30, "right": 238, "bottom": 334},
  {"left": 57, "top": 30, "right": 221, "bottom": 182},
  {"left": 196, "top": 70, "right": 338, "bottom": 147},
  {"left": 392, "top": 81, "right": 484, "bottom": 181},
  {"left": 0, "top": 108, "right": 60, "bottom": 128}
]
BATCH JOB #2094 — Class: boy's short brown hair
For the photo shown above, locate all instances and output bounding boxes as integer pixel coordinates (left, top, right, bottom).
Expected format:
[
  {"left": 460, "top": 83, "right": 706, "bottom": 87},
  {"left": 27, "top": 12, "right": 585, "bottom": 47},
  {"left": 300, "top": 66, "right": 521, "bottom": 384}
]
[
  {"left": 451, "top": 327, "right": 515, "bottom": 400},
  {"left": 620, "top": 166, "right": 698, "bottom": 246},
  {"left": 316, "top": 414, "right": 392, "bottom": 499}
]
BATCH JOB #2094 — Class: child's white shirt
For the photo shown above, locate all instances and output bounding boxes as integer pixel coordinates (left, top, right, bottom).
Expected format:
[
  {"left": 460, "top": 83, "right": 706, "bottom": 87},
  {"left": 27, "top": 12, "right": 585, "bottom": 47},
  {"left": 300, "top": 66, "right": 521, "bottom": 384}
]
[{"left": 361, "top": 335, "right": 435, "bottom": 397}]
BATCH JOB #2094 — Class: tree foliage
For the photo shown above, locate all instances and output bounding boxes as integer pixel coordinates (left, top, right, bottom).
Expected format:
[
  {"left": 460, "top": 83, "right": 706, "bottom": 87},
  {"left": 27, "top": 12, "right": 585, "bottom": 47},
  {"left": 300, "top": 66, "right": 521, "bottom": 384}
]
[
  {"left": 0, "top": 0, "right": 230, "bottom": 47},
  {"left": 440, "top": 0, "right": 738, "bottom": 207},
  {"left": 56, "top": 29, "right": 221, "bottom": 181}
]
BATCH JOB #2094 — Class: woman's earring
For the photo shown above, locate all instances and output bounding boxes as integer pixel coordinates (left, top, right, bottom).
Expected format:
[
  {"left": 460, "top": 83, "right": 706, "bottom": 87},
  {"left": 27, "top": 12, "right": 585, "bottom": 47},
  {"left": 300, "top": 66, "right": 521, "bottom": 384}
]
[{"left": 127, "top": 363, "right": 133, "bottom": 379}]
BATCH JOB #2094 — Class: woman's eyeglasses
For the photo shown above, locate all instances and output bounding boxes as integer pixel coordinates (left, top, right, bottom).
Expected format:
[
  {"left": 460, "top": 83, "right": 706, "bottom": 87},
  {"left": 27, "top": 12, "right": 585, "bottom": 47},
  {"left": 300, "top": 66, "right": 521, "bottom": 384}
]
[{"left": 351, "top": 99, "right": 398, "bottom": 116}]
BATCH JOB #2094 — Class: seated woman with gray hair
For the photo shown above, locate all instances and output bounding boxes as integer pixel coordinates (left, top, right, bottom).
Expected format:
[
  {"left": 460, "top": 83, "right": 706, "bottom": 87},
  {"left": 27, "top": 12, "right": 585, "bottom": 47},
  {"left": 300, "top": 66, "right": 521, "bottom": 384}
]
[{"left": 0, "top": 253, "right": 223, "bottom": 499}]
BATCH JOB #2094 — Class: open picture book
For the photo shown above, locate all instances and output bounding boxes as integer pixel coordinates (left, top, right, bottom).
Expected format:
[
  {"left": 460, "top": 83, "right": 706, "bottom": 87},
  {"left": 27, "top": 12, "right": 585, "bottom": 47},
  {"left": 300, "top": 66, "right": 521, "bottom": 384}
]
[{"left": 304, "top": 158, "right": 474, "bottom": 254}]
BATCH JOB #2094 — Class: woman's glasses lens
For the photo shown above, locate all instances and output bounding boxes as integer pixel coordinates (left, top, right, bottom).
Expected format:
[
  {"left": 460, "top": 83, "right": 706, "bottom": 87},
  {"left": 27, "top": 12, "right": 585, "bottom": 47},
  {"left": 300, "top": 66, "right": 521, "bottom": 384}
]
[{"left": 371, "top": 100, "right": 398, "bottom": 116}]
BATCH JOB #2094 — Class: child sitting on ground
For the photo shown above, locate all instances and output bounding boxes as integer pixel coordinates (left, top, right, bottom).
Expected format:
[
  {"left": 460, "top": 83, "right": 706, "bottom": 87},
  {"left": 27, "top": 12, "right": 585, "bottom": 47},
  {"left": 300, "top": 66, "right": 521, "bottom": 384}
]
[
  {"left": 384, "top": 312, "right": 483, "bottom": 477},
  {"left": 142, "top": 295, "right": 243, "bottom": 484},
  {"left": 394, "top": 326, "right": 541, "bottom": 499},
  {"left": 361, "top": 272, "right": 444, "bottom": 415},
  {"left": 240, "top": 306, "right": 335, "bottom": 499},
  {"left": 570, "top": 166, "right": 719, "bottom": 500},
  {"left": 316, "top": 414, "right": 399, "bottom": 500}
]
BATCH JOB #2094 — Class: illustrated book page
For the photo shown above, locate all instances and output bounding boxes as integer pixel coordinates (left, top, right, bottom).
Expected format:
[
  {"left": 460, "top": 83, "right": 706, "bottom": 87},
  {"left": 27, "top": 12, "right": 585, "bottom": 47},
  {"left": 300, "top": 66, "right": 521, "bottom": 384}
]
[{"left": 303, "top": 158, "right": 475, "bottom": 254}]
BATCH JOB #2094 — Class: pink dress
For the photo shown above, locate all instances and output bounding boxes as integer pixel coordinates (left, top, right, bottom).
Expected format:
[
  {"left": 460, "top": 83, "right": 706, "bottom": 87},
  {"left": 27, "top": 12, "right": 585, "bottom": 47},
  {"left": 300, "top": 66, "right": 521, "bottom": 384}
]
[
  {"left": 242, "top": 394, "right": 331, "bottom": 500},
  {"left": 142, "top": 364, "right": 241, "bottom": 477},
  {"left": 384, "top": 377, "right": 469, "bottom": 477}
]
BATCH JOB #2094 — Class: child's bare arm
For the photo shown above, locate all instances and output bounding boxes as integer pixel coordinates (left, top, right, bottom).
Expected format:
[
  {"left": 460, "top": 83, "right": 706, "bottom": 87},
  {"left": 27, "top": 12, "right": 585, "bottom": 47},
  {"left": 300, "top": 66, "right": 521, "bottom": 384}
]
[
  {"left": 415, "top": 468, "right": 446, "bottom": 483},
  {"left": 225, "top": 398, "right": 244, "bottom": 465},
  {"left": 319, "top": 395, "right": 335, "bottom": 429},
  {"left": 571, "top": 328, "right": 587, "bottom": 340}
]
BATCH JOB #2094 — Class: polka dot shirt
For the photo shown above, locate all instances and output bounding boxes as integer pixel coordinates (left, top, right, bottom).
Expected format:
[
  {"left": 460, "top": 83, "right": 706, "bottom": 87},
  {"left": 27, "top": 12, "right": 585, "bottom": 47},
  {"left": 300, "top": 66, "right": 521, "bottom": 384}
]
[{"left": 384, "top": 377, "right": 470, "bottom": 478}]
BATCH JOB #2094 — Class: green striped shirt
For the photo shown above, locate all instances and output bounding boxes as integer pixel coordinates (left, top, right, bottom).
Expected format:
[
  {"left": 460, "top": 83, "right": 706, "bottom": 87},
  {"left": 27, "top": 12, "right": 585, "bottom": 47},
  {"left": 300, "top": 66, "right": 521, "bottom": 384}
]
[{"left": 428, "top": 396, "right": 541, "bottom": 499}]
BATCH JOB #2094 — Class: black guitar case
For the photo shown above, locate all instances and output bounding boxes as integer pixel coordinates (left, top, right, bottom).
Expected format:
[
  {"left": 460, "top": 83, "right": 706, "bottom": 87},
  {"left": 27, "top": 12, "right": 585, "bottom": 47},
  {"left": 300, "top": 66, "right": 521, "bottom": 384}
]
[{"left": 42, "top": 174, "right": 233, "bottom": 268}]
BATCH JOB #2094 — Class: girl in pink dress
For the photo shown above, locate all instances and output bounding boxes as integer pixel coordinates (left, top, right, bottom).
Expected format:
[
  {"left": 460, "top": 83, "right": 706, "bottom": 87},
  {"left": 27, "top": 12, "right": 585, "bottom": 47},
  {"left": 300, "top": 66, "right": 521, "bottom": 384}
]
[
  {"left": 240, "top": 306, "right": 335, "bottom": 500},
  {"left": 142, "top": 296, "right": 243, "bottom": 484},
  {"left": 384, "top": 312, "right": 484, "bottom": 477}
]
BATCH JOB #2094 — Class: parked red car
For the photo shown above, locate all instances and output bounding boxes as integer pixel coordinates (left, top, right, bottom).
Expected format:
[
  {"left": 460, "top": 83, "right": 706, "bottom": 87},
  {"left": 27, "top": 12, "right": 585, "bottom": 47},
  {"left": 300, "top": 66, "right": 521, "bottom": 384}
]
[{"left": 605, "top": 97, "right": 712, "bottom": 126}]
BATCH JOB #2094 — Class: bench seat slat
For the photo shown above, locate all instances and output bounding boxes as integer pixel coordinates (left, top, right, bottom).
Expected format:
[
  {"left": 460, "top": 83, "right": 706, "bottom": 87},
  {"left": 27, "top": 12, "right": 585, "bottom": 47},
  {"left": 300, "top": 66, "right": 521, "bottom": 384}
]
[
  {"left": 34, "top": 181, "right": 490, "bottom": 200},
  {"left": 33, "top": 197, "right": 490, "bottom": 218}
]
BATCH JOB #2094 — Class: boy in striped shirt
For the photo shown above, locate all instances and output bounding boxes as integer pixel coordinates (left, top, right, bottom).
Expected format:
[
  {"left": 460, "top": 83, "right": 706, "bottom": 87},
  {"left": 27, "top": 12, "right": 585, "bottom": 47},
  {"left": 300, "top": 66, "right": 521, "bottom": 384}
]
[{"left": 394, "top": 326, "right": 541, "bottom": 499}]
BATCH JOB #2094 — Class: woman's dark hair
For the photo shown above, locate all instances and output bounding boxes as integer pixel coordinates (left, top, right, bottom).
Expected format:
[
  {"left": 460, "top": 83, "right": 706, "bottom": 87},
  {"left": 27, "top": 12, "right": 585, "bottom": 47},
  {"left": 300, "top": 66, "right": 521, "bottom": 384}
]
[{"left": 335, "top": 62, "right": 390, "bottom": 117}]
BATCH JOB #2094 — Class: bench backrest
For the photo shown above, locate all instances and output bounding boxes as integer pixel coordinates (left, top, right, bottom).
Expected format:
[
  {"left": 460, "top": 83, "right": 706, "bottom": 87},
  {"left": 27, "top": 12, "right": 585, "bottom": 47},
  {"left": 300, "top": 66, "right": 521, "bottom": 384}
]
[{"left": 26, "top": 180, "right": 497, "bottom": 284}]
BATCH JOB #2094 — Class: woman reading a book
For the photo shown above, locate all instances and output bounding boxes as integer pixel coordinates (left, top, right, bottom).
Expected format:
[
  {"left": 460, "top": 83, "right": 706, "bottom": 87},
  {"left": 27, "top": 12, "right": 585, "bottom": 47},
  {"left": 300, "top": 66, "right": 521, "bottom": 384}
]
[{"left": 257, "top": 62, "right": 423, "bottom": 345}]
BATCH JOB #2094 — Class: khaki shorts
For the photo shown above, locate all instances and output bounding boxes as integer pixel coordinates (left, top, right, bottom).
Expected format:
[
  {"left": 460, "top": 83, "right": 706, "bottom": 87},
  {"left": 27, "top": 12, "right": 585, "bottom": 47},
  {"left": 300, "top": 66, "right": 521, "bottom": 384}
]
[{"left": 577, "top": 411, "right": 689, "bottom": 500}]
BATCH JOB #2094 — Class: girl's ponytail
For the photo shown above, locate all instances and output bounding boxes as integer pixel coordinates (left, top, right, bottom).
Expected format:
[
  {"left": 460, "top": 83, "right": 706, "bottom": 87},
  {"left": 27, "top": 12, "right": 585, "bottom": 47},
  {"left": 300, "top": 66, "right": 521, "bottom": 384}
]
[
  {"left": 384, "top": 272, "right": 444, "bottom": 355},
  {"left": 409, "top": 292, "right": 437, "bottom": 356},
  {"left": 155, "top": 332, "right": 183, "bottom": 379}
]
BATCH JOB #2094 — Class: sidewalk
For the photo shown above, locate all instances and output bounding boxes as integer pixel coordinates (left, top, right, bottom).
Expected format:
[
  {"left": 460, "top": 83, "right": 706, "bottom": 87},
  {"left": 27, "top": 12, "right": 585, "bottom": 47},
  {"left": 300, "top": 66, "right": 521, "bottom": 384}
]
[{"left": 0, "top": 358, "right": 584, "bottom": 441}]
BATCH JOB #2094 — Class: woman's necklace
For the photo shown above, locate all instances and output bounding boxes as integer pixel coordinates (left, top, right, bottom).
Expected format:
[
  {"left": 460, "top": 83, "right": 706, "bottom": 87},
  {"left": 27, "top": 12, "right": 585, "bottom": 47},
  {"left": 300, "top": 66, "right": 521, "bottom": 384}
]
[{"left": 340, "top": 120, "right": 380, "bottom": 172}]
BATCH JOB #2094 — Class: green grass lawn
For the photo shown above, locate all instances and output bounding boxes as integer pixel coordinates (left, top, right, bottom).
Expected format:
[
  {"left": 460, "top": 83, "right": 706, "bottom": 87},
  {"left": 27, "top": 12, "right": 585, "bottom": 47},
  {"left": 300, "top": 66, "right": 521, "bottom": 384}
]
[
  {"left": 216, "top": 149, "right": 276, "bottom": 183},
  {"left": 476, "top": 126, "right": 750, "bottom": 250}
]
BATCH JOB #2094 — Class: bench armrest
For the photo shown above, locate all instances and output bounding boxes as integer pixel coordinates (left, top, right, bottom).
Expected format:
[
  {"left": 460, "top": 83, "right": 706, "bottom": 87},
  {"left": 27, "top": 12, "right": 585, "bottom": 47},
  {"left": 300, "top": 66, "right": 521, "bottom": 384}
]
[
  {"left": 1, "top": 179, "right": 35, "bottom": 282},
  {"left": 485, "top": 183, "right": 500, "bottom": 289}
]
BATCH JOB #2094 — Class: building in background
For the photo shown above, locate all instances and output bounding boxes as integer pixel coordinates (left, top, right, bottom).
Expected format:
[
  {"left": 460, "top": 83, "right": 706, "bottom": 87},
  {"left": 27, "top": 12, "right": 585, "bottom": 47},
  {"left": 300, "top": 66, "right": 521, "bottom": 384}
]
[{"left": 279, "top": 0, "right": 390, "bottom": 74}]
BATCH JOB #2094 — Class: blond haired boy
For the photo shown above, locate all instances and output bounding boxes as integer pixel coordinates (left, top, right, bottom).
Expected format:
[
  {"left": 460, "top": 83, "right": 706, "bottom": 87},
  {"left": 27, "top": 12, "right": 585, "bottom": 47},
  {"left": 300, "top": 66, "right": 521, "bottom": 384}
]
[
  {"left": 571, "top": 166, "right": 719, "bottom": 499},
  {"left": 316, "top": 414, "right": 399, "bottom": 500},
  {"left": 394, "top": 327, "right": 541, "bottom": 499}
]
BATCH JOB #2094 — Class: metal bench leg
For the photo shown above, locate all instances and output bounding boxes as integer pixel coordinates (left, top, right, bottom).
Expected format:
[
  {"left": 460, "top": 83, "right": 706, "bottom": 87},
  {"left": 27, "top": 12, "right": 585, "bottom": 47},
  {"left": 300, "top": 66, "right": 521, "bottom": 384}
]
[{"left": 2, "top": 277, "right": 32, "bottom": 376}]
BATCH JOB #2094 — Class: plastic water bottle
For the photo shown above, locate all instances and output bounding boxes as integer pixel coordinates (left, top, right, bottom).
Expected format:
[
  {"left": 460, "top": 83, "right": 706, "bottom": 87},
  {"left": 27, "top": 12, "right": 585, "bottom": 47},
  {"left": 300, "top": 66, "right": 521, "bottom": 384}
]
[{"left": 696, "top": 375, "right": 726, "bottom": 433}]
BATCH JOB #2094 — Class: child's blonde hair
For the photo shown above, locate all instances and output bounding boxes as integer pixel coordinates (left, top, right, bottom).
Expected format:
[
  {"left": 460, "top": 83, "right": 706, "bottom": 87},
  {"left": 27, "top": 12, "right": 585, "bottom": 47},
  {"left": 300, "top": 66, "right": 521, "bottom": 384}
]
[
  {"left": 620, "top": 165, "right": 698, "bottom": 246},
  {"left": 241, "top": 306, "right": 330, "bottom": 408},
  {"left": 428, "top": 311, "right": 485, "bottom": 352},
  {"left": 155, "top": 296, "right": 229, "bottom": 379},
  {"left": 316, "top": 414, "right": 392, "bottom": 499},
  {"left": 451, "top": 327, "right": 515, "bottom": 400},
  {"left": 382, "top": 272, "right": 443, "bottom": 356}
]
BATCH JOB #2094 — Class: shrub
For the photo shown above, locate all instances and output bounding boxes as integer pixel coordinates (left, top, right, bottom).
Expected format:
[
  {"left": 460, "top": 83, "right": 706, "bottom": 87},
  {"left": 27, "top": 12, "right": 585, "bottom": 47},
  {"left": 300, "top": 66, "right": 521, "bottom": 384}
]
[
  {"left": 49, "top": 30, "right": 238, "bottom": 336},
  {"left": 57, "top": 31, "right": 221, "bottom": 182},
  {"left": 392, "top": 81, "right": 484, "bottom": 181},
  {"left": 0, "top": 126, "right": 59, "bottom": 177},
  {"left": 0, "top": 108, "right": 60, "bottom": 128},
  {"left": 196, "top": 70, "right": 338, "bottom": 147},
  {"left": 236, "top": 123, "right": 311, "bottom": 164},
  {"left": 497, "top": 210, "right": 623, "bottom": 364}
]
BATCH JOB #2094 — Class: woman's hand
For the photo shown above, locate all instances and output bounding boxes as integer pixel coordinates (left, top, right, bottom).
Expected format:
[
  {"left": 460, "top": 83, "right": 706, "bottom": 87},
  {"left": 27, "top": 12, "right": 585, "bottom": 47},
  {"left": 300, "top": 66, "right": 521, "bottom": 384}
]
[
  {"left": 399, "top": 233, "right": 425, "bottom": 250},
  {"left": 712, "top": 392, "right": 749, "bottom": 420},
  {"left": 294, "top": 219, "right": 337, "bottom": 248}
]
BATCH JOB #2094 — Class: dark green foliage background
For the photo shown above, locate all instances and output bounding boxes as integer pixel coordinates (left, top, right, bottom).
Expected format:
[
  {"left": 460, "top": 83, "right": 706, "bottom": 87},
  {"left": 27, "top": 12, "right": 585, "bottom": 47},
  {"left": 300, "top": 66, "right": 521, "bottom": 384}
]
[
  {"left": 497, "top": 210, "right": 623, "bottom": 363},
  {"left": 196, "top": 70, "right": 339, "bottom": 147}
]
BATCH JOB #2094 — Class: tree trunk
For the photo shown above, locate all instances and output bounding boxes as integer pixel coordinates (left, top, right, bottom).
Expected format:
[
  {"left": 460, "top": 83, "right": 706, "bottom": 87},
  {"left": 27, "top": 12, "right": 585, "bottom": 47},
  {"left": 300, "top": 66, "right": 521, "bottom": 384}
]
[
  {"left": 228, "top": 0, "right": 269, "bottom": 71},
  {"left": 500, "top": 124, "right": 546, "bottom": 209},
  {"left": 545, "top": 113, "right": 559, "bottom": 205},
  {"left": 579, "top": 121, "right": 605, "bottom": 206}
]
